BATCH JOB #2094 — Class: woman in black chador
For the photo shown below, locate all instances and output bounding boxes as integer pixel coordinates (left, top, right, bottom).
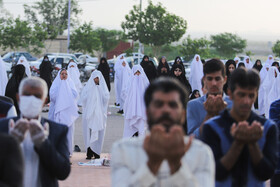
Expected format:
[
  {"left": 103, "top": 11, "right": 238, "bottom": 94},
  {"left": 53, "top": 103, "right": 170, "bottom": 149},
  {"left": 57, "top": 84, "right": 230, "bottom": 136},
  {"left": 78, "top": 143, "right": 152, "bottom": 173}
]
[
  {"left": 97, "top": 57, "right": 111, "bottom": 91},
  {"left": 157, "top": 56, "right": 170, "bottom": 77},
  {"left": 39, "top": 55, "right": 53, "bottom": 103},
  {"left": 5, "top": 64, "right": 27, "bottom": 114},
  {"left": 140, "top": 55, "right": 157, "bottom": 82},
  {"left": 172, "top": 56, "right": 185, "bottom": 75},
  {"left": 170, "top": 64, "right": 192, "bottom": 97}
]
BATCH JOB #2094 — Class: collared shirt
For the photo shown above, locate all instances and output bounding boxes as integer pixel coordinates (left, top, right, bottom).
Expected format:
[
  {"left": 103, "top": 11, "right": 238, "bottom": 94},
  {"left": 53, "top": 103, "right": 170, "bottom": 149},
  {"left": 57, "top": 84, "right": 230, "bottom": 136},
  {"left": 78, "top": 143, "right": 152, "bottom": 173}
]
[
  {"left": 202, "top": 110, "right": 278, "bottom": 187},
  {"left": 187, "top": 94, "right": 233, "bottom": 139},
  {"left": 111, "top": 136, "right": 215, "bottom": 187}
]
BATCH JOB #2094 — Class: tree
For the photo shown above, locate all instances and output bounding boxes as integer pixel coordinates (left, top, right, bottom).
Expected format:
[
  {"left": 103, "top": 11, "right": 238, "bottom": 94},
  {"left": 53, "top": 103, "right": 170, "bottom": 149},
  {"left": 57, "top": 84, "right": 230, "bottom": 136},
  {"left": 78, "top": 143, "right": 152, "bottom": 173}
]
[
  {"left": 95, "top": 28, "right": 124, "bottom": 57},
  {"left": 180, "top": 36, "right": 211, "bottom": 60},
  {"left": 121, "top": 1, "right": 187, "bottom": 57},
  {"left": 24, "top": 0, "right": 81, "bottom": 40},
  {"left": 272, "top": 40, "right": 280, "bottom": 57},
  {"left": 210, "top": 32, "right": 246, "bottom": 58},
  {"left": 0, "top": 18, "right": 47, "bottom": 54},
  {"left": 69, "top": 22, "right": 101, "bottom": 54}
]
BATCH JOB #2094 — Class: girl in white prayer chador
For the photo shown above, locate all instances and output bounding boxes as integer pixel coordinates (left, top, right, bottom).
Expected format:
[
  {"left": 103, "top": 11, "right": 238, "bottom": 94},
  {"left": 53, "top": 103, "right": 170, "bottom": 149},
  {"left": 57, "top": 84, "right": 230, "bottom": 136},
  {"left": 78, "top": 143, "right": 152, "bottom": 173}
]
[
  {"left": 49, "top": 69, "right": 79, "bottom": 155},
  {"left": 17, "top": 55, "right": 31, "bottom": 77},
  {"left": 80, "top": 70, "right": 110, "bottom": 159},
  {"left": 189, "top": 54, "right": 203, "bottom": 95},
  {"left": 0, "top": 56, "right": 8, "bottom": 95},
  {"left": 123, "top": 65, "right": 149, "bottom": 138}
]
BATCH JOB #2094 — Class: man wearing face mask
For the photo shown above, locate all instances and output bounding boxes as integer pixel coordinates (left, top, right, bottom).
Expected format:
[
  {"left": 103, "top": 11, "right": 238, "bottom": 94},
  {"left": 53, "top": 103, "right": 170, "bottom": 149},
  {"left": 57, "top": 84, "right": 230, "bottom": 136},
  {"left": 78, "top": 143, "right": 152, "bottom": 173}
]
[{"left": 0, "top": 77, "right": 71, "bottom": 187}]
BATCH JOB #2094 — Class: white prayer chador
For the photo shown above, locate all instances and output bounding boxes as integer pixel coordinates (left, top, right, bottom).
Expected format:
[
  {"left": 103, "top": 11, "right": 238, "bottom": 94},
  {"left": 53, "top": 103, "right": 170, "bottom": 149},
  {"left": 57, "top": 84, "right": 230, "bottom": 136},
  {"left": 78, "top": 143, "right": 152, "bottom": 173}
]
[
  {"left": 123, "top": 65, "right": 149, "bottom": 138},
  {"left": 264, "top": 55, "right": 274, "bottom": 66},
  {"left": 120, "top": 59, "right": 133, "bottom": 110},
  {"left": 0, "top": 56, "right": 8, "bottom": 95},
  {"left": 81, "top": 70, "right": 110, "bottom": 154},
  {"left": 234, "top": 57, "right": 240, "bottom": 65},
  {"left": 258, "top": 66, "right": 279, "bottom": 116},
  {"left": 243, "top": 56, "right": 253, "bottom": 69},
  {"left": 259, "top": 63, "right": 270, "bottom": 84},
  {"left": 266, "top": 67, "right": 280, "bottom": 118},
  {"left": 49, "top": 69, "right": 79, "bottom": 154},
  {"left": 17, "top": 55, "right": 31, "bottom": 77},
  {"left": 67, "top": 62, "right": 82, "bottom": 93},
  {"left": 189, "top": 54, "right": 203, "bottom": 94},
  {"left": 114, "top": 54, "right": 126, "bottom": 105}
]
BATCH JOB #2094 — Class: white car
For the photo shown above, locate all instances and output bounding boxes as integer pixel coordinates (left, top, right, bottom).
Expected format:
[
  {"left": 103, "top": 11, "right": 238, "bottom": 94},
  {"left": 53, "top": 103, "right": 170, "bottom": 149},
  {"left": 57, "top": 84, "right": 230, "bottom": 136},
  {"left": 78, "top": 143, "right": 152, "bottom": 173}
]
[{"left": 78, "top": 55, "right": 98, "bottom": 64}]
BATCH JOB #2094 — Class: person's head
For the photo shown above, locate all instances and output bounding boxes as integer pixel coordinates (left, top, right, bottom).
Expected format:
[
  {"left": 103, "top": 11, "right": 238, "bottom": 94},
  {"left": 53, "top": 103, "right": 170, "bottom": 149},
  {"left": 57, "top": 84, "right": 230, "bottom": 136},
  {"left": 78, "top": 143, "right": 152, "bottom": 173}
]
[
  {"left": 122, "top": 61, "right": 126, "bottom": 67},
  {"left": 234, "top": 57, "right": 240, "bottom": 64},
  {"left": 144, "top": 77, "right": 188, "bottom": 132},
  {"left": 14, "top": 64, "right": 26, "bottom": 79},
  {"left": 172, "top": 64, "right": 183, "bottom": 77},
  {"left": 43, "top": 55, "right": 49, "bottom": 62},
  {"left": 238, "top": 62, "right": 245, "bottom": 68},
  {"left": 225, "top": 60, "right": 236, "bottom": 76},
  {"left": 94, "top": 77, "right": 99, "bottom": 85},
  {"left": 203, "top": 59, "right": 226, "bottom": 95},
  {"left": 190, "top": 89, "right": 201, "bottom": 100},
  {"left": 228, "top": 68, "right": 260, "bottom": 120},
  {"left": 245, "top": 57, "right": 250, "bottom": 64},
  {"left": 272, "top": 61, "right": 279, "bottom": 69},
  {"left": 60, "top": 69, "right": 68, "bottom": 80},
  {"left": 160, "top": 56, "right": 167, "bottom": 64},
  {"left": 143, "top": 55, "right": 149, "bottom": 62},
  {"left": 69, "top": 59, "right": 74, "bottom": 63},
  {"left": 100, "top": 57, "right": 107, "bottom": 64},
  {"left": 18, "top": 77, "right": 48, "bottom": 119},
  {"left": 174, "top": 56, "right": 182, "bottom": 64},
  {"left": 255, "top": 59, "right": 262, "bottom": 66}
]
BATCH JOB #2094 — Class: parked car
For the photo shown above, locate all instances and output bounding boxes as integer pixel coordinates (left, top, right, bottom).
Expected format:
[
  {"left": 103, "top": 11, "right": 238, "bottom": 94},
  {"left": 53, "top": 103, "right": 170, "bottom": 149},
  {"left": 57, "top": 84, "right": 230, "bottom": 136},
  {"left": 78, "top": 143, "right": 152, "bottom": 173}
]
[
  {"left": 183, "top": 62, "right": 191, "bottom": 79},
  {"left": 2, "top": 52, "right": 37, "bottom": 65},
  {"left": 78, "top": 55, "right": 98, "bottom": 64}
]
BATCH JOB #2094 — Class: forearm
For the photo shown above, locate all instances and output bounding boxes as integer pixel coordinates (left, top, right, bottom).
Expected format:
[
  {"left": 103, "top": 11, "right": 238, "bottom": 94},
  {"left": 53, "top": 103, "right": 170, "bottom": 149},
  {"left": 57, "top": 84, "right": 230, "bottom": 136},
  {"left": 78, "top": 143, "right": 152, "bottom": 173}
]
[
  {"left": 220, "top": 141, "right": 244, "bottom": 170},
  {"left": 248, "top": 142, "right": 263, "bottom": 165}
]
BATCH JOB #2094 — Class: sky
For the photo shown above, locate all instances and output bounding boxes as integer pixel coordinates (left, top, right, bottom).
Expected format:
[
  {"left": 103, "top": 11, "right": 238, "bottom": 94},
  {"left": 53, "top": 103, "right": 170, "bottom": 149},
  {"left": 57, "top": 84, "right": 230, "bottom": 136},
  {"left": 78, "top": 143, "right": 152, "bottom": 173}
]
[{"left": 2, "top": 0, "right": 280, "bottom": 41}]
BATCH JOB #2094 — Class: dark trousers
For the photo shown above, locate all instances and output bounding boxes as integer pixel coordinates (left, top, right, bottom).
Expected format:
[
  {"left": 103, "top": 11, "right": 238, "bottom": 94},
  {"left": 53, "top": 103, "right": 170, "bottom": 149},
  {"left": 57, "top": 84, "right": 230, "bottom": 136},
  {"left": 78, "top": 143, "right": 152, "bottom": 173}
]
[{"left": 271, "top": 173, "right": 280, "bottom": 187}]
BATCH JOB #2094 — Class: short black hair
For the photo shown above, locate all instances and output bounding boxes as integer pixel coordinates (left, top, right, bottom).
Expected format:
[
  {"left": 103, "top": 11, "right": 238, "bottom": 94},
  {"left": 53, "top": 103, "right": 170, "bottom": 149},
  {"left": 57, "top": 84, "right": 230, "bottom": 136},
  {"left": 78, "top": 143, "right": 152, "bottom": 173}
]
[
  {"left": 229, "top": 68, "right": 260, "bottom": 93},
  {"left": 144, "top": 77, "right": 188, "bottom": 108},
  {"left": 203, "top": 59, "right": 226, "bottom": 77}
]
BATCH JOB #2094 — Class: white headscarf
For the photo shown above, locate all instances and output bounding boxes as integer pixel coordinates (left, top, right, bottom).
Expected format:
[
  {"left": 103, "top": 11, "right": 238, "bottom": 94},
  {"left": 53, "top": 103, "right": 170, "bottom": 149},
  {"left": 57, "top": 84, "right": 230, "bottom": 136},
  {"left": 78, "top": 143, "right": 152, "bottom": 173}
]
[
  {"left": 189, "top": 54, "right": 203, "bottom": 94},
  {"left": 266, "top": 67, "right": 280, "bottom": 117},
  {"left": 49, "top": 69, "right": 78, "bottom": 126},
  {"left": 17, "top": 56, "right": 31, "bottom": 77},
  {"left": 259, "top": 63, "right": 270, "bottom": 84},
  {"left": 264, "top": 55, "right": 274, "bottom": 67},
  {"left": 67, "top": 61, "right": 82, "bottom": 93},
  {"left": 0, "top": 56, "right": 8, "bottom": 95},
  {"left": 234, "top": 57, "right": 240, "bottom": 65},
  {"left": 243, "top": 56, "right": 253, "bottom": 69},
  {"left": 81, "top": 70, "right": 110, "bottom": 143},
  {"left": 123, "top": 65, "right": 149, "bottom": 137}
]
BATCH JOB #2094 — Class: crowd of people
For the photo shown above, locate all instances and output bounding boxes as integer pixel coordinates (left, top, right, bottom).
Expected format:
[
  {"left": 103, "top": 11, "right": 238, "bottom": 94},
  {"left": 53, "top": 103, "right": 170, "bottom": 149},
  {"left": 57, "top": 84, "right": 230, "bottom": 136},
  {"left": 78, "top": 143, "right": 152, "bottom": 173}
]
[{"left": 0, "top": 53, "right": 280, "bottom": 187}]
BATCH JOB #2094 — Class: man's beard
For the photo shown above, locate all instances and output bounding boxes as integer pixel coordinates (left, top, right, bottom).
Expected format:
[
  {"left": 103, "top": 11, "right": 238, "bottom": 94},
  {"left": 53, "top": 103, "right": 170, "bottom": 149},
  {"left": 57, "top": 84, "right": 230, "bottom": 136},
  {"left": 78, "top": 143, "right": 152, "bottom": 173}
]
[{"left": 147, "top": 113, "right": 181, "bottom": 132}]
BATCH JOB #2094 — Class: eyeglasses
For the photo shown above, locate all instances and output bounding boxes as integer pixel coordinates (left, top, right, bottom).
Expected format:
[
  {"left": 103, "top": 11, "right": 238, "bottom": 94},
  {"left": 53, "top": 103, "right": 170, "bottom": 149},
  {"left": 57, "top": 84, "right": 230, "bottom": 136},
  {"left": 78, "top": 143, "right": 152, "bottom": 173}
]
[{"left": 174, "top": 69, "right": 182, "bottom": 72}]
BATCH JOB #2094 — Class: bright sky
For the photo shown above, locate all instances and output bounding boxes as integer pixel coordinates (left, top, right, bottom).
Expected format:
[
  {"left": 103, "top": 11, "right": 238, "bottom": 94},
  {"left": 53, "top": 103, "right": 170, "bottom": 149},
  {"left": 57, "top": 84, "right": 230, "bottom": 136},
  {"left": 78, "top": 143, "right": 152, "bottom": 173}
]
[{"left": 2, "top": 0, "right": 280, "bottom": 41}]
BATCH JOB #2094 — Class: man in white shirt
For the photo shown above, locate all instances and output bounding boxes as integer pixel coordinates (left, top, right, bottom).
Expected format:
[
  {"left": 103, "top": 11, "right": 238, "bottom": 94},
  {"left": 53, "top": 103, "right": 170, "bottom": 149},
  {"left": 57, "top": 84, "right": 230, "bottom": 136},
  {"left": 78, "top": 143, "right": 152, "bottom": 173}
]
[{"left": 111, "top": 77, "right": 215, "bottom": 187}]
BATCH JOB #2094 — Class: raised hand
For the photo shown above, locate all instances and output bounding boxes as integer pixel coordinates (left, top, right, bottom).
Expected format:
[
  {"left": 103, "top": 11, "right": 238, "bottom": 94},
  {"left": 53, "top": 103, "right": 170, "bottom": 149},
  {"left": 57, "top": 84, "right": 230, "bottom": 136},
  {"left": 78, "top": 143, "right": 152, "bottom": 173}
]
[
  {"left": 29, "top": 119, "right": 49, "bottom": 148},
  {"left": 9, "top": 119, "right": 29, "bottom": 142}
]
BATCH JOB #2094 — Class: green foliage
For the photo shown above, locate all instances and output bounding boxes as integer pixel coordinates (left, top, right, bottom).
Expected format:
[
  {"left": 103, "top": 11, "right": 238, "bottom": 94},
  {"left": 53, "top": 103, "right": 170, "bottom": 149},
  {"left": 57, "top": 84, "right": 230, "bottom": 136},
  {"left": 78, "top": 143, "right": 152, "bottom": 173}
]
[
  {"left": 0, "top": 18, "right": 47, "bottom": 54},
  {"left": 95, "top": 28, "right": 124, "bottom": 53},
  {"left": 69, "top": 22, "right": 101, "bottom": 54},
  {"left": 272, "top": 40, "right": 280, "bottom": 57},
  {"left": 245, "top": 51, "right": 254, "bottom": 56},
  {"left": 24, "top": 0, "right": 81, "bottom": 39},
  {"left": 180, "top": 36, "right": 211, "bottom": 60},
  {"left": 210, "top": 32, "right": 247, "bottom": 58},
  {"left": 122, "top": 1, "right": 187, "bottom": 57}
]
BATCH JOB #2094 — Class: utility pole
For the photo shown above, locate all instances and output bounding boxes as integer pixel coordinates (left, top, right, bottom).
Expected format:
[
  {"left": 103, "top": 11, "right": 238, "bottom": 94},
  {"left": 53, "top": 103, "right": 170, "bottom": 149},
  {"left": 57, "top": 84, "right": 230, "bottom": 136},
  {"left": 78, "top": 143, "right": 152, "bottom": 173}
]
[
  {"left": 67, "top": 0, "right": 71, "bottom": 53},
  {"left": 137, "top": 0, "right": 142, "bottom": 64}
]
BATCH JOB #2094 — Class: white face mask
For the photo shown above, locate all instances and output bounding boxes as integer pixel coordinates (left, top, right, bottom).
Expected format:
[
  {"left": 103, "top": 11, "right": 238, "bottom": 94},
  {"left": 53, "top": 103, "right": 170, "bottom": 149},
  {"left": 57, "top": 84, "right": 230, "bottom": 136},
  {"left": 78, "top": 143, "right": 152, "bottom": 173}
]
[{"left": 19, "top": 95, "right": 43, "bottom": 118}]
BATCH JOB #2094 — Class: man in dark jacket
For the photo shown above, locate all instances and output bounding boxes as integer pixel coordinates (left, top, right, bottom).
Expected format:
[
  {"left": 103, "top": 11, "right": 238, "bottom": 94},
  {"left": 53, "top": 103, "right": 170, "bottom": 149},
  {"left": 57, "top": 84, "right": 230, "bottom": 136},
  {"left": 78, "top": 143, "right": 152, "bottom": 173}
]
[{"left": 0, "top": 76, "right": 70, "bottom": 187}]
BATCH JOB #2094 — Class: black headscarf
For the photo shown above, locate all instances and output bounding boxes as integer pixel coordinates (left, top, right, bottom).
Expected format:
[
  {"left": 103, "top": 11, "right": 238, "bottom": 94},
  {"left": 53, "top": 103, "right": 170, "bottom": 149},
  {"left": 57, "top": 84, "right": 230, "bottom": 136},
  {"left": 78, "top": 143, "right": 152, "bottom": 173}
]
[
  {"left": 140, "top": 55, "right": 157, "bottom": 82},
  {"left": 253, "top": 59, "right": 262, "bottom": 72},
  {"left": 170, "top": 64, "right": 192, "bottom": 96},
  {"left": 97, "top": 57, "right": 111, "bottom": 91},
  {"left": 238, "top": 62, "right": 245, "bottom": 68},
  {"left": 39, "top": 55, "right": 53, "bottom": 89},
  {"left": 157, "top": 56, "right": 170, "bottom": 77},
  {"left": 5, "top": 64, "right": 27, "bottom": 114},
  {"left": 223, "top": 60, "right": 236, "bottom": 95},
  {"left": 189, "top": 89, "right": 201, "bottom": 100},
  {"left": 172, "top": 56, "right": 185, "bottom": 74}
]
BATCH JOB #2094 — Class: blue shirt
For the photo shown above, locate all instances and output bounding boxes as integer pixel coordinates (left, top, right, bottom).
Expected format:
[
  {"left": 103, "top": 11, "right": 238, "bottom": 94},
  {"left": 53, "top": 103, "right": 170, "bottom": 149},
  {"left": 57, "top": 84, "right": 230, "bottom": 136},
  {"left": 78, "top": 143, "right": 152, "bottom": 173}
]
[{"left": 187, "top": 94, "right": 233, "bottom": 138}]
